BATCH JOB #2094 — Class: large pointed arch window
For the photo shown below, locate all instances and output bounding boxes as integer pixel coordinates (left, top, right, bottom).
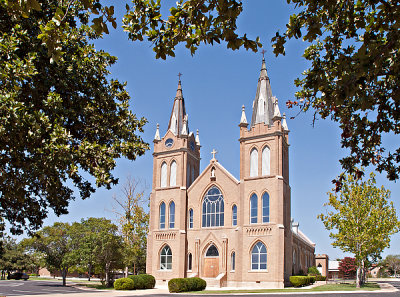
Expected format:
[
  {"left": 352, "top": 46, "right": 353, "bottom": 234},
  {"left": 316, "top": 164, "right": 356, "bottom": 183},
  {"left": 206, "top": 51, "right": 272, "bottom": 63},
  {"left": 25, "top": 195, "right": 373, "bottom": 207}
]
[
  {"left": 160, "top": 245, "right": 172, "bottom": 270},
  {"left": 262, "top": 192, "right": 270, "bottom": 223},
  {"left": 170, "top": 161, "right": 177, "bottom": 186},
  {"left": 169, "top": 201, "right": 175, "bottom": 229},
  {"left": 159, "top": 202, "right": 166, "bottom": 229},
  {"left": 202, "top": 186, "right": 224, "bottom": 227},
  {"left": 250, "top": 148, "right": 258, "bottom": 177},
  {"left": 161, "top": 162, "right": 167, "bottom": 187},
  {"left": 262, "top": 146, "right": 270, "bottom": 175},
  {"left": 251, "top": 241, "right": 267, "bottom": 270},
  {"left": 250, "top": 194, "right": 258, "bottom": 224}
]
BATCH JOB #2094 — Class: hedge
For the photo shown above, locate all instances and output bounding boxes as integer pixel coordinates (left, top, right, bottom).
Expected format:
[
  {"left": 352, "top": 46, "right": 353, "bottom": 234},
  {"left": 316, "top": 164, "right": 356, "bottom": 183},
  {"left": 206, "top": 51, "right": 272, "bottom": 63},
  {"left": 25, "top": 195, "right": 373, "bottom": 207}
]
[
  {"left": 316, "top": 275, "right": 327, "bottom": 281},
  {"left": 168, "top": 277, "right": 207, "bottom": 293},
  {"left": 114, "top": 278, "right": 135, "bottom": 290},
  {"left": 289, "top": 276, "right": 316, "bottom": 287},
  {"left": 127, "top": 274, "right": 156, "bottom": 290}
]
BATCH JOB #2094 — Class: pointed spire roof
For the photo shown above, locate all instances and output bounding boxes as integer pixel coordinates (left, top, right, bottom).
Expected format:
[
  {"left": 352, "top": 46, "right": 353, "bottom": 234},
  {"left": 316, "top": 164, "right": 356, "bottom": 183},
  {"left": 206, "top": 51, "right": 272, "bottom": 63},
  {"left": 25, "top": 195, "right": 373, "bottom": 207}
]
[
  {"left": 168, "top": 78, "right": 188, "bottom": 137},
  {"left": 240, "top": 105, "right": 248, "bottom": 125},
  {"left": 154, "top": 123, "right": 160, "bottom": 141},
  {"left": 250, "top": 58, "right": 275, "bottom": 127}
]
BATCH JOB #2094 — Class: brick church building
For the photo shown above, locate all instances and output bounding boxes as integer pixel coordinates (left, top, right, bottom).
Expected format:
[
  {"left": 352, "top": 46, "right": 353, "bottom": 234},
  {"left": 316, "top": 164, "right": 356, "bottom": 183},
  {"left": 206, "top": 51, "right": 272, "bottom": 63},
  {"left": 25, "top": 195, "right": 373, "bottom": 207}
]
[{"left": 146, "top": 59, "right": 316, "bottom": 288}]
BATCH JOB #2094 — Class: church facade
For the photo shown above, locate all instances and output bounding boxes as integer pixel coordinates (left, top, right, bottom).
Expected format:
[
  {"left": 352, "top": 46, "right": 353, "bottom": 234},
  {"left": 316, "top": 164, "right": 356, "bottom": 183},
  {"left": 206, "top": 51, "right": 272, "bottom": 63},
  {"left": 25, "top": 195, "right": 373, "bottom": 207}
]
[{"left": 146, "top": 59, "right": 316, "bottom": 288}]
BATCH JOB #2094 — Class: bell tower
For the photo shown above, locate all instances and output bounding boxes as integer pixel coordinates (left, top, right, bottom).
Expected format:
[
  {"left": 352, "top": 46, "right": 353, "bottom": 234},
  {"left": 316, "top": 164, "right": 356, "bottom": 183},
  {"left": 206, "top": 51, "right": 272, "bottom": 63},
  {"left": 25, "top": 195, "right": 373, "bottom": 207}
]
[
  {"left": 146, "top": 78, "right": 200, "bottom": 281},
  {"left": 238, "top": 57, "right": 292, "bottom": 282}
]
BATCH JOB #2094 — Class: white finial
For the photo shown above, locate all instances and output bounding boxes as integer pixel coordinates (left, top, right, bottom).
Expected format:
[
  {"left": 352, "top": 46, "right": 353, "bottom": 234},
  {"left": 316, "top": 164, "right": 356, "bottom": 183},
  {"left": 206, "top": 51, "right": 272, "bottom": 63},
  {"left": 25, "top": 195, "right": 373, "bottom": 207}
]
[
  {"left": 273, "top": 96, "right": 281, "bottom": 119},
  {"left": 181, "top": 115, "right": 188, "bottom": 135},
  {"left": 282, "top": 113, "right": 289, "bottom": 131},
  {"left": 154, "top": 123, "right": 160, "bottom": 140},
  {"left": 195, "top": 129, "right": 200, "bottom": 145},
  {"left": 211, "top": 149, "right": 218, "bottom": 160},
  {"left": 240, "top": 105, "right": 248, "bottom": 124}
]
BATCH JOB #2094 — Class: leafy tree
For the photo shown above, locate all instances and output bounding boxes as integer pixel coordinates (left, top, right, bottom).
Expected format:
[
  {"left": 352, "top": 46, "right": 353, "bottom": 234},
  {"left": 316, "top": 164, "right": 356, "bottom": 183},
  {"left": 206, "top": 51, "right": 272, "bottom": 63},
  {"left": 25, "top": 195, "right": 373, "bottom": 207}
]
[
  {"left": 319, "top": 171, "right": 400, "bottom": 287},
  {"left": 307, "top": 266, "right": 321, "bottom": 276},
  {"left": 339, "top": 257, "right": 357, "bottom": 279},
  {"left": 0, "top": 236, "right": 30, "bottom": 279},
  {"left": 272, "top": 0, "right": 400, "bottom": 182},
  {"left": 383, "top": 255, "right": 400, "bottom": 277},
  {"left": 113, "top": 178, "right": 149, "bottom": 275}
]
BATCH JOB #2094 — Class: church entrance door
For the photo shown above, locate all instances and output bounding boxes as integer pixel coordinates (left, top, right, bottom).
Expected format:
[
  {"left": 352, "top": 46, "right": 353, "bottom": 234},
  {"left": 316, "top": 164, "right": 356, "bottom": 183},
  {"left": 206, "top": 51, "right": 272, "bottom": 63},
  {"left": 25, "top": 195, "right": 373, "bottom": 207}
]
[{"left": 203, "top": 244, "right": 219, "bottom": 278}]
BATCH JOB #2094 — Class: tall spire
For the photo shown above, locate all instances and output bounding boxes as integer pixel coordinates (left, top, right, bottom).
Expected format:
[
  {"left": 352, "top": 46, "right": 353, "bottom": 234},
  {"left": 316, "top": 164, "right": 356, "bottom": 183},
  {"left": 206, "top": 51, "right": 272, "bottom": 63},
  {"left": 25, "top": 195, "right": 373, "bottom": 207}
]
[
  {"left": 168, "top": 77, "right": 188, "bottom": 137},
  {"left": 250, "top": 58, "right": 275, "bottom": 127}
]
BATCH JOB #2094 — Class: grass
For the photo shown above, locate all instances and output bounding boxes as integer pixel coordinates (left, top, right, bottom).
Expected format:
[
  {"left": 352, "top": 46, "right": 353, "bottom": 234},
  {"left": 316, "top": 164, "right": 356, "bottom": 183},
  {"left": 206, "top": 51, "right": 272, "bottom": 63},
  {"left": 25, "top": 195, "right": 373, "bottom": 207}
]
[{"left": 190, "top": 282, "right": 380, "bottom": 294}]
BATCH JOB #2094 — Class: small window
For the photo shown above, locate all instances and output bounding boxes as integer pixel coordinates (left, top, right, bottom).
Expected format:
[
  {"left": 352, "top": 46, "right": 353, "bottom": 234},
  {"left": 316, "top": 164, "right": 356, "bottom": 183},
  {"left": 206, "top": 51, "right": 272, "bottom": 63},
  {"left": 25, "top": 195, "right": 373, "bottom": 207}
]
[
  {"left": 232, "top": 205, "right": 237, "bottom": 226},
  {"left": 169, "top": 201, "right": 175, "bottom": 229},
  {"left": 187, "top": 253, "right": 192, "bottom": 271},
  {"left": 262, "top": 146, "right": 270, "bottom": 175},
  {"left": 250, "top": 148, "right": 258, "bottom": 177},
  {"left": 189, "top": 209, "right": 193, "bottom": 229},
  {"left": 206, "top": 245, "right": 219, "bottom": 257},
  {"left": 231, "top": 252, "right": 236, "bottom": 271},
  {"left": 250, "top": 194, "right": 258, "bottom": 224},
  {"left": 262, "top": 192, "right": 270, "bottom": 223},
  {"left": 170, "top": 161, "right": 177, "bottom": 186},
  {"left": 159, "top": 202, "right": 166, "bottom": 229},
  {"left": 160, "top": 245, "right": 172, "bottom": 270},
  {"left": 251, "top": 242, "right": 267, "bottom": 270},
  {"left": 191, "top": 166, "right": 195, "bottom": 183},
  {"left": 161, "top": 162, "right": 167, "bottom": 187}
]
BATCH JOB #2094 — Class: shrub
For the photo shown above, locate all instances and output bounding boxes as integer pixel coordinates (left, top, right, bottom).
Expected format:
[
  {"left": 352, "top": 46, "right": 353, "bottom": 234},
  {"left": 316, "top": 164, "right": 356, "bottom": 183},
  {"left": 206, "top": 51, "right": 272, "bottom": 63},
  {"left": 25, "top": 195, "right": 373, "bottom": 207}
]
[
  {"left": 289, "top": 276, "right": 312, "bottom": 287},
  {"left": 114, "top": 278, "right": 135, "bottom": 290},
  {"left": 309, "top": 276, "right": 316, "bottom": 284},
  {"left": 316, "top": 275, "right": 327, "bottom": 281},
  {"left": 140, "top": 274, "right": 156, "bottom": 289},
  {"left": 129, "top": 275, "right": 145, "bottom": 289},
  {"left": 168, "top": 277, "right": 207, "bottom": 292},
  {"left": 308, "top": 266, "right": 321, "bottom": 275}
]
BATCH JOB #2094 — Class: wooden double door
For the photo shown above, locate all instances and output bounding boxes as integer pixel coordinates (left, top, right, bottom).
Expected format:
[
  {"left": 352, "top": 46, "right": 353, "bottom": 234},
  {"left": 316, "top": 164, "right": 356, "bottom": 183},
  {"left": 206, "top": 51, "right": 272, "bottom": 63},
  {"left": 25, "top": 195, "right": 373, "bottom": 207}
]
[{"left": 203, "top": 257, "right": 219, "bottom": 277}]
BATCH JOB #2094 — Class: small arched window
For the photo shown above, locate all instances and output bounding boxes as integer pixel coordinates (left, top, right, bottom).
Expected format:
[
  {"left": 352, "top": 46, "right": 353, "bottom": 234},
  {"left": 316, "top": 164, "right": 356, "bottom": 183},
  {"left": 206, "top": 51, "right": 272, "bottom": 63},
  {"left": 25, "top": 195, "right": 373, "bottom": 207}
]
[
  {"left": 251, "top": 242, "right": 267, "bottom": 270},
  {"left": 187, "top": 253, "right": 192, "bottom": 271},
  {"left": 187, "top": 163, "right": 191, "bottom": 186},
  {"left": 262, "top": 192, "right": 270, "bottom": 223},
  {"left": 231, "top": 252, "right": 236, "bottom": 271},
  {"left": 188, "top": 208, "right": 193, "bottom": 229},
  {"left": 250, "top": 194, "right": 258, "bottom": 224},
  {"left": 202, "top": 186, "right": 224, "bottom": 227},
  {"left": 206, "top": 244, "right": 219, "bottom": 257},
  {"left": 262, "top": 146, "right": 270, "bottom": 175},
  {"left": 170, "top": 161, "right": 177, "bottom": 186},
  {"left": 160, "top": 245, "right": 172, "bottom": 270},
  {"left": 169, "top": 201, "right": 175, "bottom": 229},
  {"left": 161, "top": 162, "right": 167, "bottom": 187},
  {"left": 191, "top": 166, "right": 195, "bottom": 183},
  {"left": 232, "top": 205, "right": 237, "bottom": 226},
  {"left": 159, "top": 202, "right": 166, "bottom": 229},
  {"left": 250, "top": 148, "right": 258, "bottom": 177},
  {"left": 293, "top": 250, "right": 296, "bottom": 265}
]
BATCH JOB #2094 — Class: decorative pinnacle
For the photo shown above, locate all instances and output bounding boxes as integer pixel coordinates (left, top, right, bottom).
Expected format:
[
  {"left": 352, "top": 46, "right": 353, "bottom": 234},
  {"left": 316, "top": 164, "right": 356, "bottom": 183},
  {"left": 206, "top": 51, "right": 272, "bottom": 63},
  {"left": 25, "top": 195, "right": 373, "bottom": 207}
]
[
  {"left": 261, "top": 49, "right": 266, "bottom": 59},
  {"left": 240, "top": 105, "right": 248, "bottom": 124},
  {"left": 154, "top": 123, "right": 160, "bottom": 141}
]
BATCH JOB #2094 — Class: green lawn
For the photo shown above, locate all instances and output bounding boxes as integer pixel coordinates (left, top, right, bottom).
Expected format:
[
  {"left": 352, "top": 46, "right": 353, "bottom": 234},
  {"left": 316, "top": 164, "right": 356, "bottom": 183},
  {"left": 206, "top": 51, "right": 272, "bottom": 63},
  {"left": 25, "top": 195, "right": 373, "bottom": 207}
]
[{"left": 190, "top": 282, "right": 380, "bottom": 294}]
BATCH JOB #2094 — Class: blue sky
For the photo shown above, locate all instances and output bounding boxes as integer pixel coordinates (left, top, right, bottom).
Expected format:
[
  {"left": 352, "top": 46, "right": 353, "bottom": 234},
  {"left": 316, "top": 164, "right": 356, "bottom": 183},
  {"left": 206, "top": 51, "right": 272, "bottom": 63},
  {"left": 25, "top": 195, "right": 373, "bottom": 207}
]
[{"left": 24, "top": 1, "right": 400, "bottom": 260}]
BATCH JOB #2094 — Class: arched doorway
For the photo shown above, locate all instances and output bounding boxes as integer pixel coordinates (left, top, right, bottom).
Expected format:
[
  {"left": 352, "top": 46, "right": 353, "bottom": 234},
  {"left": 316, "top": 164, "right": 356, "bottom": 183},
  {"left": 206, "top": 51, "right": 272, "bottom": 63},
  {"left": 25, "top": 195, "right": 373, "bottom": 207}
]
[{"left": 203, "top": 244, "right": 219, "bottom": 277}]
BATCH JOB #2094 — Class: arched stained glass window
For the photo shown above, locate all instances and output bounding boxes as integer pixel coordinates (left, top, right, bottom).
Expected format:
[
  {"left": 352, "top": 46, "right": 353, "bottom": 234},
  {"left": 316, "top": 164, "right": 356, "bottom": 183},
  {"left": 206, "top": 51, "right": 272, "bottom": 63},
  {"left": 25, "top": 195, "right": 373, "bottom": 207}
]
[
  {"left": 231, "top": 252, "right": 236, "bottom": 271},
  {"left": 206, "top": 244, "right": 219, "bottom": 257},
  {"left": 232, "top": 205, "right": 237, "bottom": 226},
  {"left": 250, "top": 148, "right": 258, "bottom": 177},
  {"left": 170, "top": 161, "right": 177, "bottom": 186},
  {"left": 161, "top": 162, "right": 167, "bottom": 187},
  {"left": 262, "top": 146, "right": 270, "bottom": 175},
  {"left": 189, "top": 209, "right": 193, "bottom": 228},
  {"left": 160, "top": 245, "right": 172, "bottom": 270},
  {"left": 251, "top": 242, "right": 267, "bottom": 270},
  {"left": 159, "top": 202, "right": 166, "bottom": 229},
  {"left": 250, "top": 194, "right": 258, "bottom": 224},
  {"left": 202, "top": 186, "right": 224, "bottom": 227},
  {"left": 262, "top": 192, "right": 270, "bottom": 223},
  {"left": 169, "top": 201, "right": 175, "bottom": 229}
]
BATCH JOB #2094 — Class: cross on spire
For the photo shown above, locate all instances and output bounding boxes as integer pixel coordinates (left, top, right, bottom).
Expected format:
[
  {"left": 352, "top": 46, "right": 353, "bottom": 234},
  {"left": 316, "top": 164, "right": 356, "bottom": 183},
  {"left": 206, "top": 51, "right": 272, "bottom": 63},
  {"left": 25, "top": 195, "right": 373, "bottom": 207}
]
[
  {"left": 211, "top": 149, "right": 218, "bottom": 159},
  {"left": 261, "top": 49, "right": 266, "bottom": 59},
  {"left": 178, "top": 72, "right": 183, "bottom": 81}
]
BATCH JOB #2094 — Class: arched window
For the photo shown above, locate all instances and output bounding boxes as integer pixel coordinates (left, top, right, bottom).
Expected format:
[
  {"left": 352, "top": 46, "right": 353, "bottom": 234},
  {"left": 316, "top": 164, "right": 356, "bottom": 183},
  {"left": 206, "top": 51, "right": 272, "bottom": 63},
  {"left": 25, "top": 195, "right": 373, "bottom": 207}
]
[
  {"left": 293, "top": 250, "right": 296, "bottom": 265},
  {"left": 160, "top": 245, "right": 172, "bottom": 270},
  {"left": 262, "top": 192, "right": 270, "bottom": 223},
  {"left": 231, "top": 252, "right": 236, "bottom": 271},
  {"left": 189, "top": 209, "right": 193, "bottom": 228},
  {"left": 187, "top": 253, "right": 192, "bottom": 271},
  {"left": 191, "top": 166, "right": 195, "bottom": 183},
  {"left": 250, "top": 194, "right": 258, "bottom": 224},
  {"left": 170, "top": 161, "right": 177, "bottom": 186},
  {"left": 202, "top": 186, "right": 224, "bottom": 227},
  {"left": 161, "top": 162, "right": 167, "bottom": 187},
  {"left": 262, "top": 146, "right": 270, "bottom": 175},
  {"left": 232, "top": 205, "right": 237, "bottom": 226},
  {"left": 187, "top": 163, "right": 191, "bottom": 186},
  {"left": 169, "top": 201, "right": 175, "bottom": 229},
  {"left": 251, "top": 242, "right": 267, "bottom": 270},
  {"left": 250, "top": 148, "right": 258, "bottom": 177},
  {"left": 206, "top": 244, "right": 219, "bottom": 257},
  {"left": 159, "top": 202, "right": 166, "bottom": 229}
]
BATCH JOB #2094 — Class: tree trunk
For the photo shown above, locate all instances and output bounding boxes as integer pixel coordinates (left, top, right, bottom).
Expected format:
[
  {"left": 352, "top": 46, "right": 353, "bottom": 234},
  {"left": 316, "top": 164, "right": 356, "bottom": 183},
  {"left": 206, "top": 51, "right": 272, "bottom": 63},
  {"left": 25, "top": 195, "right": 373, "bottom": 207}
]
[
  {"left": 125, "top": 266, "right": 129, "bottom": 278},
  {"left": 134, "top": 262, "right": 136, "bottom": 275},
  {"left": 356, "top": 267, "right": 361, "bottom": 288},
  {"left": 88, "top": 264, "right": 91, "bottom": 281},
  {"left": 61, "top": 268, "right": 67, "bottom": 286}
]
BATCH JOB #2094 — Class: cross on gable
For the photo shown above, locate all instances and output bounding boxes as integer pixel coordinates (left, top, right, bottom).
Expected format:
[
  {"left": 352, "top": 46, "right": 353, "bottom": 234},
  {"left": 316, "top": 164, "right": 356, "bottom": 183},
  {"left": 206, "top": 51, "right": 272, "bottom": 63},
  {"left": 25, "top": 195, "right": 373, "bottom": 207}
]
[{"left": 211, "top": 149, "right": 218, "bottom": 159}]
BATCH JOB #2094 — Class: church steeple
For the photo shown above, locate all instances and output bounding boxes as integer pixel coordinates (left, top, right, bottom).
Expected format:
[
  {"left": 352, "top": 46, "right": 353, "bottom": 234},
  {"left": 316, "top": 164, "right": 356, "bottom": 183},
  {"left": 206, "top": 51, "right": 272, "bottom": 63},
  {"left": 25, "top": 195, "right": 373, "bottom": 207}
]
[
  {"left": 168, "top": 78, "right": 188, "bottom": 137},
  {"left": 250, "top": 58, "right": 275, "bottom": 127}
]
